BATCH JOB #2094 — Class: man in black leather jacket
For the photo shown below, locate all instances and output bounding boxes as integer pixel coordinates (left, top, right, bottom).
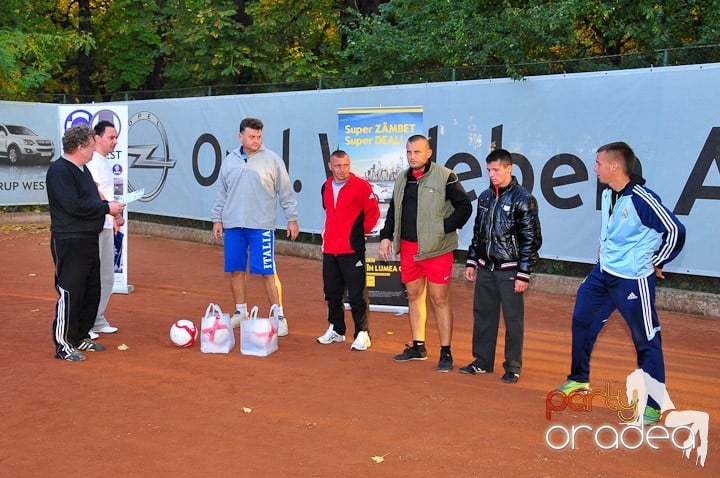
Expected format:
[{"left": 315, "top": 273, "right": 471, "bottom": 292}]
[{"left": 460, "top": 148, "right": 542, "bottom": 383}]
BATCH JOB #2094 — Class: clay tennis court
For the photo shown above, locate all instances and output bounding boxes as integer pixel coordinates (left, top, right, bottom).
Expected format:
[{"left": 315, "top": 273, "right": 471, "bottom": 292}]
[{"left": 0, "top": 219, "right": 717, "bottom": 477}]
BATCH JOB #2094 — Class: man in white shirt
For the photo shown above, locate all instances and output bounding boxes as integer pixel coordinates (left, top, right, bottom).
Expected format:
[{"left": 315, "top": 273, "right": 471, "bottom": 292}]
[{"left": 86, "top": 120, "right": 121, "bottom": 337}]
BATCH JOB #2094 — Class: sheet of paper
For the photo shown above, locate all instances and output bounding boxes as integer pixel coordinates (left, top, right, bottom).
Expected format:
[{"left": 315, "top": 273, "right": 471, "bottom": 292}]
[{"left": 119, "top": 189, "right": 144, "bottom": 204}]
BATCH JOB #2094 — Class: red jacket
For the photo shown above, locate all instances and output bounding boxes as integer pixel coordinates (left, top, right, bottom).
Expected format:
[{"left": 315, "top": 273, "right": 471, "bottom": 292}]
[{"left": 321, "top": 173, "right": 380, "bottom": 255}]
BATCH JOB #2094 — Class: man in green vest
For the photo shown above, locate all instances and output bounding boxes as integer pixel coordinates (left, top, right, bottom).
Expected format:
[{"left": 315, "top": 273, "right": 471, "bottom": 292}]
[{"left": 378, "top": 135, "right": 472, "bottom": 372}]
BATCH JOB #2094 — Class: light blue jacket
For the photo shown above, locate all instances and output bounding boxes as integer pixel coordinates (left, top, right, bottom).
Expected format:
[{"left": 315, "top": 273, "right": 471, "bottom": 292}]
[
  {"left": 599, "top": 182, "right": 685, "bottom": 279},
  {"left": 211, "top": 145, "right": 298, "bottom": 230}
]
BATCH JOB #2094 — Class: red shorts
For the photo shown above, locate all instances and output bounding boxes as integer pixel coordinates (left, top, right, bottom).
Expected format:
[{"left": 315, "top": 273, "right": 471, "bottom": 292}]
[{"left": 399, "top": 239, "right": 453, "bottom": 284}]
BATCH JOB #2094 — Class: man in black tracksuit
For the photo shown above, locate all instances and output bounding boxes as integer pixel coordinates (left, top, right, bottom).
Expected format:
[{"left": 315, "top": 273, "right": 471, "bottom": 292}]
[
  {"left": 46, "top": 125, "right": 125, "bottom": 362},
  {"left": 462, "top": 148, "right": 542, "bottom": 383}
]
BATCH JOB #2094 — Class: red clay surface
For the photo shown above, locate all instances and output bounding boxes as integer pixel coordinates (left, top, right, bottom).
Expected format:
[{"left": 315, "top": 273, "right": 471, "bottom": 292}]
[{"left": 0, "top": 222, "right": 717, "bottom": 477}]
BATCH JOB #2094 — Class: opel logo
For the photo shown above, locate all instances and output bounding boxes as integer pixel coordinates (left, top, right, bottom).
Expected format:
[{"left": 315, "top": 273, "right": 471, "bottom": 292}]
[{"left": 127, "top": 111, "right": 176, "bottom": 201}]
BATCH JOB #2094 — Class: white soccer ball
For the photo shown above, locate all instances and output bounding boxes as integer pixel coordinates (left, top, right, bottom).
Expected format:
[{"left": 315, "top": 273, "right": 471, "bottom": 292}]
[
  {"left": 170, "top": 319, "right": 198, "bottom": 347},
  {"left": 202, "top": 317, "right": 232, "bottom": 345},
  {"left": 249, "top": 319, "right": 277, "bottom": 347},
  {"left": 211, "top": 328, "right": 231, "bottom": 345}
]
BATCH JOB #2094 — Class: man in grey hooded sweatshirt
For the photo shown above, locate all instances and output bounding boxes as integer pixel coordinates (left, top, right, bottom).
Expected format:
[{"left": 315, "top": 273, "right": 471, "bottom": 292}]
[{"left": 211, "top": 117, "right": 299, "bottom": 336}]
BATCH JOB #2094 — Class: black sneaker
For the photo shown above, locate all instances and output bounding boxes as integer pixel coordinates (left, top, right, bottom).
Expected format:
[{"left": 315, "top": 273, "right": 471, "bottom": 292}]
[
  {"left": 393, "top": 344, "right": 428, "bottom": 362},
  {"left": 458, "top": 362, "right": 488, "bottom": 375},
  {"left": 77, "top": 338, "right": 106, "bottom": 352},
  {"left": 55, "top": 349, "right": 86, "bottom": 362},
  {"left": 502, "top": 371, "right": 519, "bottom": 384},
  {"left": 437, "top": 353, "right": 453, "bottom": 372}
]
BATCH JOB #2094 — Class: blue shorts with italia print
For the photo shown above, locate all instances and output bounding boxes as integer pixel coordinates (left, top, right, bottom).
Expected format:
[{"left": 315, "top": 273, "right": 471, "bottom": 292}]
[{"left": 223, "top": 227, "right": 276, "bottom": 275}]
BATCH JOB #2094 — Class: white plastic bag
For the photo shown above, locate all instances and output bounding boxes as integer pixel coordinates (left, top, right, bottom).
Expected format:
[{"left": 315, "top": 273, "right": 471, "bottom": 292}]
[
  {"left": 240, "top": 305, "right": 280, "bottom": 357},
  {"left": 200, "top": 303, "right": 235, "bottom": 353}
]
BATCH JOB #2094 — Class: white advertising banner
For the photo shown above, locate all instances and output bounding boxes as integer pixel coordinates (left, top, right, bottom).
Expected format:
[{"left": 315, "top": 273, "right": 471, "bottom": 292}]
[
  {"left": 57, "top": 105, "right": 131, "bottom": 293},
  {"left": 0, "top": 102, "right": 58, "bottom": 204},
  {"left": 2, "top": 63, "right": 719, "bottom": 277}
]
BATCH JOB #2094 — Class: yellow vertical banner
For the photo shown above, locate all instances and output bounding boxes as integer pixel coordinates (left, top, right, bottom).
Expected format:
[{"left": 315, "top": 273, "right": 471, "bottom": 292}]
[{"left": 338, "top": 107, "right": 423, "bottom": 311}]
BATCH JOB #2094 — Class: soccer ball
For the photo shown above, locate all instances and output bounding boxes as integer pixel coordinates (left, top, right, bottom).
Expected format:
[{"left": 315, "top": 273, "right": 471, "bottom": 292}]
[
  {"left": 202, "top": 316, "right": 232, "bottom": 345},
  {"left": 170, "top": 319, "right": 198, "bottom": 347},
  {"left": 248, "top": 319, "right": 278, "bottom": 347}
]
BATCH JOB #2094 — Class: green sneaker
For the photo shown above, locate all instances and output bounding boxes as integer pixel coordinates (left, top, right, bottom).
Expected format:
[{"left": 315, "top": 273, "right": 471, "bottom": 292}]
[
  {"left": 643, "top": 405, "right": 661, "bottom": 425},
  {"left": 555, "top": 380, "right": 590, "bottom": 395}
]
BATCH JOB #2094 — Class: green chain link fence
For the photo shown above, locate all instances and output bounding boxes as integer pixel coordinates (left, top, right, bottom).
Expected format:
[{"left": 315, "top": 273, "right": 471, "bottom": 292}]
[{"left": 6, "top": 44, "right": 720, "bottom": 104}]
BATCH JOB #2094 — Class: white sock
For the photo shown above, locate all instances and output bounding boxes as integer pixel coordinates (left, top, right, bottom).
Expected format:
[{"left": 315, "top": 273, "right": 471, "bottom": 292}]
[
  {"left": 275, "top": 305, "right": 284, "bottom": 317},
  {"left": 236, "top": 303, "right": 247, "bottom": 315}
]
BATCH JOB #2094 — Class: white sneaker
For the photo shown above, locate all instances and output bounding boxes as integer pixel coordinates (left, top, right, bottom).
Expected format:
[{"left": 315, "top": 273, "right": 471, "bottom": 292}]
[
  {"left": 88, "top": 330, "right": 100, "bottom": 340},
  {"left": 278, "top": 316, "right": 289, "bottom": 337},
  {"left": 350, "top": 331, "right": 371, "bottom": 351},
  {"left": 317, "top": 324, "right": 344, "bottom": 344},
  {"left": 230, "top": 311, "right": 248, "bottom": 328},
  {"left": 94, "top": 325, "right": 118, "bottom": 334}
]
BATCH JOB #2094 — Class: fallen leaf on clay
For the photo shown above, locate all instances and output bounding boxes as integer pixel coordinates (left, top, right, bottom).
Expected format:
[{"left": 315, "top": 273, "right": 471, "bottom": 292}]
[
  {"left": 117, "top": 344, "right": 130, "bottom": 351},
  {"left": 371, "top": 454, "right": 389, "bottom": 463},
  {"left": 29, "top": 273, "right": 36, "bottom": 277},
  {"left": 242, "top": 407, "right": 252, "bottom": 413},
  {"left": 386, "top": 331, "right": 394, "bottom": 335}
]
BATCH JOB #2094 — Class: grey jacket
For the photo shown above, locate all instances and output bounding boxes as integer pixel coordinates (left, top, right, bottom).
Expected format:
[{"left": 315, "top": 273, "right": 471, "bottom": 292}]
[{"left": 211, "top": 145, "right": 298, "bottom": 230}]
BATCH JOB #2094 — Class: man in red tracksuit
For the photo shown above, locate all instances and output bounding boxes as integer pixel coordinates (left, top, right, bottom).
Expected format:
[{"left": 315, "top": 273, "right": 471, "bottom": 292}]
[{"left": 317, "top": 150, "right": 380, "bottom": 351}]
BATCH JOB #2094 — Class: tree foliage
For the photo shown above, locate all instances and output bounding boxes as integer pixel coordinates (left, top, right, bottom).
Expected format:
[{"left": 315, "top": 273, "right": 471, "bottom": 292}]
[
  {"left": 92, "top": 0, "right": 164, "bottom": 93},
  {"left": 0, "top": 0, "right": 94, "bottom": 97},
  {"left": 160, "top": 0, "right": 251, "bottom": 89},
  {"left": 1, "top": 0, "right": 719, "bottom": 99},
  {"left": 342, "top": 0, "right": 720, "bottom": 81},
  {"left": 244, "top": 0, "right": 344, "bottom": 83}
]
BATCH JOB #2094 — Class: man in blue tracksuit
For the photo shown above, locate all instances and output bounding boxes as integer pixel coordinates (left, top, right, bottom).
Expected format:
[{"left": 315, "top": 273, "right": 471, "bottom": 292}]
[{"left": 556, "top": 142, "right": 686, "bottom": 424}]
